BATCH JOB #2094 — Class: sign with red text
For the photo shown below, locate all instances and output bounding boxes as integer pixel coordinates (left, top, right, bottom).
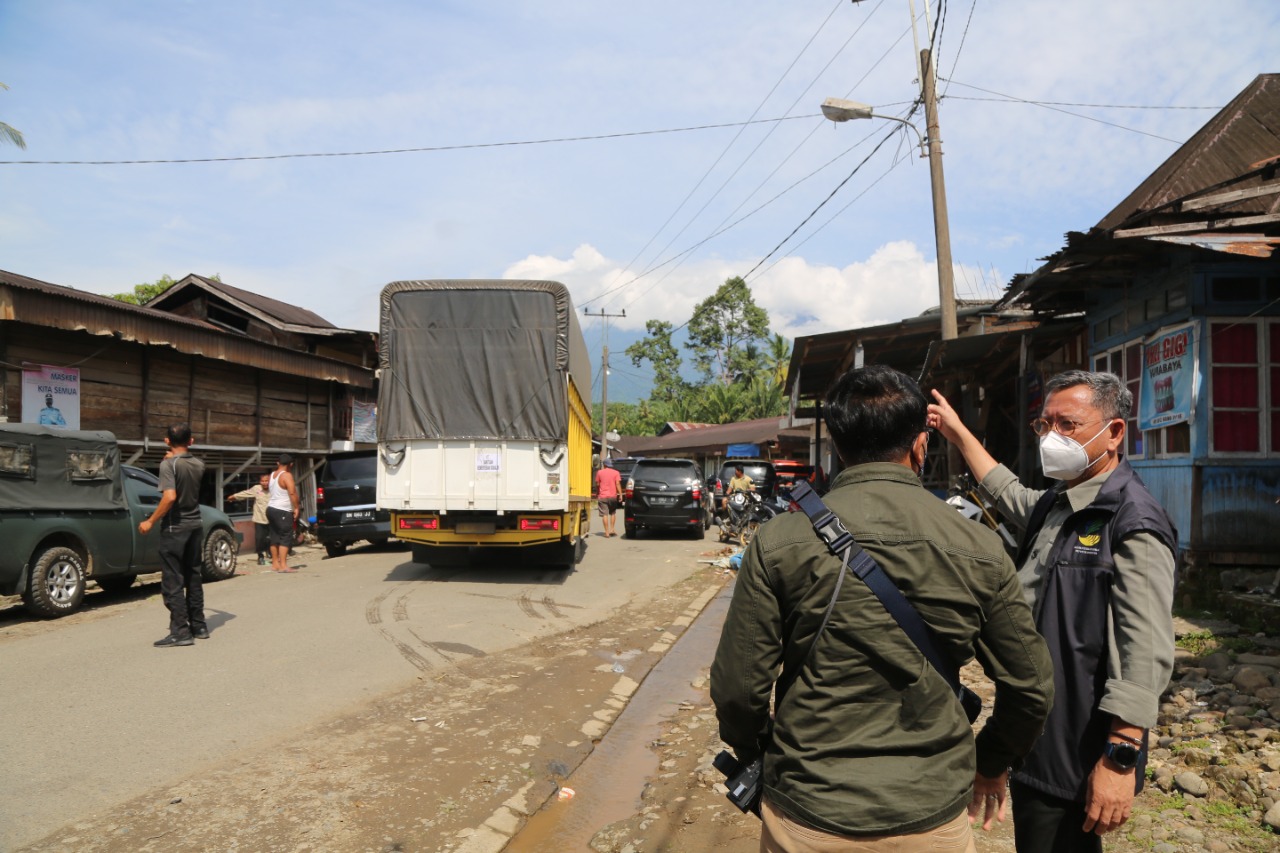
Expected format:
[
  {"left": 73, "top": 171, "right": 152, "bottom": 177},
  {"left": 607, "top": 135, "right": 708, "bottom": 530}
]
[
  {"left": 22, "top": 363, "right": 81, "bottom": 429},
  {"left": 1138, "top": 321, "right": 1198, "bottom": 431}
]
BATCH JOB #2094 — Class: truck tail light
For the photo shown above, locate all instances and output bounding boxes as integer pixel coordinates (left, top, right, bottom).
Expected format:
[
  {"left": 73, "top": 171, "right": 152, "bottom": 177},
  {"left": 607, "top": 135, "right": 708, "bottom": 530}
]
[
  {"left": 398, "top": 517, "right": 439, "bottom": 530},
  {"left": 519, "top": 518, "right": 560, "bottom": 531}
]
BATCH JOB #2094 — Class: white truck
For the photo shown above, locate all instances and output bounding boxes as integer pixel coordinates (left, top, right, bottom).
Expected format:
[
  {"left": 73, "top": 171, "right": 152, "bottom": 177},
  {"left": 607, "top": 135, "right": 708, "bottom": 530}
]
[{"left": 376, "top": 280, "right": 594, "bottom": 568}]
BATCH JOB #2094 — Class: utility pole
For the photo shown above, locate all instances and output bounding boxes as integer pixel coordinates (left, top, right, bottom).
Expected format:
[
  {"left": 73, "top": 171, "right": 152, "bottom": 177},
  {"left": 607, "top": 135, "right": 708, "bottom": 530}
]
[
  {"left": 920, "top": 46, "right": 957, "bottom": 341},
  {"left": 583, "top": 307, "right": 625, "bottom": 462}
]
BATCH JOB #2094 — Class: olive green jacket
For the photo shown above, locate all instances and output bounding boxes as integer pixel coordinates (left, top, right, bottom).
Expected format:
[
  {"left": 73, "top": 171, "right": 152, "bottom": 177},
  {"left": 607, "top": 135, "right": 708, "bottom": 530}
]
[{"left": 710, "top": 463, "right": 1053, "bottom": 837}]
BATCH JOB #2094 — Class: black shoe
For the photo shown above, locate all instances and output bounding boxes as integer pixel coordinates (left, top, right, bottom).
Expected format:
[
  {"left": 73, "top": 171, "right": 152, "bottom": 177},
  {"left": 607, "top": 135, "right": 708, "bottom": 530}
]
[
  {"left": 154, "top": 634, "right": 195, "bottom": 647},
  {"left": 192, "top": 628, "right": 211, "bottom": 640}
]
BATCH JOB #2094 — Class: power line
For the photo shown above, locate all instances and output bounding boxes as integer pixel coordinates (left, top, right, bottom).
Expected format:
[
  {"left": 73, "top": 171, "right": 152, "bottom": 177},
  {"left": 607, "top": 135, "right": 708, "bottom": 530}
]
[
  {"left": 940, "top": 79, "right": 1201, "bottom": 143},
  {"left": 942, "top": 94, "right": 1223, "bottom": 111},
  {"left": 0, "top": 114, "right": 821, "bottom": 166},
  {"left": 616, "top": 2, "right": 903, "bottom": 314},
  {"left": 584, "top": 0, "right": 850, "bottom": 312},
  {"left": 941, "top": 0, "right": 978, "bottom": 98},
  {"left": 742, "top": 127, "right": 901, "bottom": 281}
]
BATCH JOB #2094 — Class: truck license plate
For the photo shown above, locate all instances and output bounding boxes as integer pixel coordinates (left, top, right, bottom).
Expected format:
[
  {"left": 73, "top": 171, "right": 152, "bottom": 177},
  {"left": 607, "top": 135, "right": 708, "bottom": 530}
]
[
  {"left": 457, "top": 522, "right": 496, "bottom": 535},
  {"left": 344, "top": 510, "right": 374, "bottom": 522}
]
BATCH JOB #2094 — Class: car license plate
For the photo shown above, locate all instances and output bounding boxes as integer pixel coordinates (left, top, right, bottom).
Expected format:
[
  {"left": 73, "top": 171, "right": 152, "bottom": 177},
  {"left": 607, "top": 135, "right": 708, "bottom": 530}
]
[
  {"left": 344, "top": 510, "right": 374, "bottom": 522},
  {"left": 651, "top": 496, "right": 678, "bottom": 507}
]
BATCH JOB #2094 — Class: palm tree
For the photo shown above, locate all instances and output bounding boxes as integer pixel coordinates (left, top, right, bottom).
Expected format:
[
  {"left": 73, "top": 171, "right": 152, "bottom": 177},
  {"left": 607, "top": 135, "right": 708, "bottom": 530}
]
[
  {"left": 767, "top": 333, "right": 792, "bottom": 387},
  {"left": 1, "top": 83, "right": 25, "bottom": 149}
]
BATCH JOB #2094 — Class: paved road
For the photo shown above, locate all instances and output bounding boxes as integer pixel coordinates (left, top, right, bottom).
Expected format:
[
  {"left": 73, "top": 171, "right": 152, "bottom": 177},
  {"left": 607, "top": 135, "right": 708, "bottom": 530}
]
[{"left": 0, "top": 530, "right": 717, "bottom": 851}]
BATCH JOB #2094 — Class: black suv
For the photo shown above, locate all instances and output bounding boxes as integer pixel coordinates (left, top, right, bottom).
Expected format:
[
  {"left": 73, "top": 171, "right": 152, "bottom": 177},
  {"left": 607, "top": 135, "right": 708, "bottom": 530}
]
[
  {"left": 316, "top": 450, "right": 390, "bottom": 557},
  {"left": 623, "top": 458, "right": 710, "bottom": 539},
  {"left": 713, "top": 459, "right": 778, "bottom": 514}
]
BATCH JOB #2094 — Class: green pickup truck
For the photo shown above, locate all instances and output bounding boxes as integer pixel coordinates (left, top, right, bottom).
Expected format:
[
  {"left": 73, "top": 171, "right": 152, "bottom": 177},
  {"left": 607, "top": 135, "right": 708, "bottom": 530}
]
[{"left": 0, "top": 424, "right": 241, "bottom": 618}]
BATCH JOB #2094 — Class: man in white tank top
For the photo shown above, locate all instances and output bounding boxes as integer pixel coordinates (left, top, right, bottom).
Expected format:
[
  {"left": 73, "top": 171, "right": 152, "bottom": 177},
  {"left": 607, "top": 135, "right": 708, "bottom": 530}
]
[{"left": 266, "top": 454, "right": 301, "bottom": 572}]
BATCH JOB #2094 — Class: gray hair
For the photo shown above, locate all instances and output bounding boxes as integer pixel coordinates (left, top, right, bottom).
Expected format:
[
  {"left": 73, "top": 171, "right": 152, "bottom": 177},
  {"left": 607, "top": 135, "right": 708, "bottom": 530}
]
[{"left": 1044, "top": 370, "right": 1132, "bottom": 421}]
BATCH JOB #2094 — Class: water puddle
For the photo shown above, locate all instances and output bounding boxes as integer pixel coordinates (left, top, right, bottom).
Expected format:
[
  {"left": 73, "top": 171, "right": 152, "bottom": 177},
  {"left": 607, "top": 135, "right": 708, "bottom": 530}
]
[{"left": 505, "top": 584, "right": 732, "bottom": 852}]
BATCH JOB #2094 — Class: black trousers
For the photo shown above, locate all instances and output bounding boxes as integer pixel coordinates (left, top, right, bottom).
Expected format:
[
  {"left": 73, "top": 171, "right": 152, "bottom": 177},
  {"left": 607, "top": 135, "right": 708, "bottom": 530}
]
[
  {"left": 253, "top": 522, "right": 270, "bottom": 556},
  {"left": 1011, "top": 779, "right": 1102, "bottom": 853},
  {"left": 159, "top": 526, "right": 205, "bottom": 639}
]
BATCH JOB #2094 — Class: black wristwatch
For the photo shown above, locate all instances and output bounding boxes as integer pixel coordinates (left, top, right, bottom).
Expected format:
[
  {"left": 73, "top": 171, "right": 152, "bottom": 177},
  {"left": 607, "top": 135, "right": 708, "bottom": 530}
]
[{"left": 1103, "top": 740, "right": 1141, "bottom": 770}]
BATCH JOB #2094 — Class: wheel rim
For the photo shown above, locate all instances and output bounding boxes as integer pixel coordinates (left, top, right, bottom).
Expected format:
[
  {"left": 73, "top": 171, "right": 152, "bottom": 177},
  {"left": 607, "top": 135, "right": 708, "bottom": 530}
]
[
  {"left": 210, "top": 535, "right": 234, "bottom": 573},
  {"left": 47, "top": 558, "right": 80, "bottom": 604},
  {"left": 739, "top": 521, "right": 760, "bottom": 548}
]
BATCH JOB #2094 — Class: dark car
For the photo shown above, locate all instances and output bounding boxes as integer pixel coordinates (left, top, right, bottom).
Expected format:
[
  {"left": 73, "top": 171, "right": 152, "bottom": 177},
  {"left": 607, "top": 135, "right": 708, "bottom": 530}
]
[
  {"left": 606, "top": 457, "right": 642, "bottom": 506},
  {"left": 623, "top": 458, "right": 710, "bottom": 540},
  {"left": 713, "top": 459, "right": 778, "bottom": 514},
  {"left": 315, "top": 450, "right": 390, "bottom": 558}
]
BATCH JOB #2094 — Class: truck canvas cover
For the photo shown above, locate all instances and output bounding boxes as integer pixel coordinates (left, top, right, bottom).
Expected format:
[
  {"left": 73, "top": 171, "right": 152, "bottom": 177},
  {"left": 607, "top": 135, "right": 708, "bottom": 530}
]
[
  {"left": 377, "top": 280, "right": 591, "bottom": 442},
  {"left": 0, "top": 423, "right": 126, "bottom": 511}
]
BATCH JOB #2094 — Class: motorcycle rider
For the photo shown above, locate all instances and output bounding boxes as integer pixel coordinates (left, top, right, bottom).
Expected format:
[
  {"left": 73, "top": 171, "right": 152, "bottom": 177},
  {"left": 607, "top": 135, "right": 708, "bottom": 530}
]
[{"left": 727, "top": 465, "right": 755, "bottom": 494}]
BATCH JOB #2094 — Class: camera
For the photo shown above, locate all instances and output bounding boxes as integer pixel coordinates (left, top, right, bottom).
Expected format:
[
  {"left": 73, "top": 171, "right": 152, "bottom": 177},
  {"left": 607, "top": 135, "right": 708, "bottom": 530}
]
[{"left": 713, "top": 750, "right": 763, "bottom": 817}]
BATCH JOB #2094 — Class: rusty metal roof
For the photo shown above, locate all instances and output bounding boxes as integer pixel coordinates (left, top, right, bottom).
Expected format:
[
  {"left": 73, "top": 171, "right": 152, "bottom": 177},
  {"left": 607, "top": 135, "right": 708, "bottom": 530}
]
[{"left": 1099, "top": 74, "right": 1280, "bottom": 231}]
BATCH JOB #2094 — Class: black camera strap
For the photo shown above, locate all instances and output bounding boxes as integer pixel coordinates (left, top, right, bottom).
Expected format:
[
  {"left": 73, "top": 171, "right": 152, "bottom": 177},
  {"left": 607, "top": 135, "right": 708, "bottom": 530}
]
[{"left": 788, "top": 480, "right": 971, "bottom": 706}]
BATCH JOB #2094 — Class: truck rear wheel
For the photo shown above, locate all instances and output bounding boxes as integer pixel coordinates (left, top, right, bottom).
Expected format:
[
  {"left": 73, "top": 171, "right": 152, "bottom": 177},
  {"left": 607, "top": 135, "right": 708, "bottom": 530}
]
[
  {"left": 201, "top": 529, "right": 239, "bottom": 581},
  {"left": 23, "top": 546, "right": 86, "bottom": 617}
]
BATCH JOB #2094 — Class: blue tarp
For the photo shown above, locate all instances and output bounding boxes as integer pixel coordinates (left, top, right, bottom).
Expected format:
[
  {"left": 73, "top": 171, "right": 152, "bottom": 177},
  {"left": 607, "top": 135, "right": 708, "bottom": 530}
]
[{"left": 727, "top": 443, "right": 760, "bottom": 457}]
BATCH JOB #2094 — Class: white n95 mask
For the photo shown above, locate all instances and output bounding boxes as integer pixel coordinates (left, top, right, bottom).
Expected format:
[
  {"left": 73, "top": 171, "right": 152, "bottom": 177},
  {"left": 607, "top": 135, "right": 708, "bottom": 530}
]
[{"left": 1038, "top": 423, "right": 1110, "bottom": 481}]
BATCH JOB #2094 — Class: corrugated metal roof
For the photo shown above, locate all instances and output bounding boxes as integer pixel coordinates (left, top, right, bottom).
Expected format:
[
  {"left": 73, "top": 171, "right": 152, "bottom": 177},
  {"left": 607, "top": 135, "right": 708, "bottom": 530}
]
[
  {"left": 624, "top": 416, "right": 809, "bottom": 456},
  {"left": 0, "top": 269, "right": 373, "bottom": 387},
  {"left": 1099, "top": 74, "right": 1280, "bottom": 231},
  {"left": 147, "top": 274, "right": 371, "bottom": 335}
]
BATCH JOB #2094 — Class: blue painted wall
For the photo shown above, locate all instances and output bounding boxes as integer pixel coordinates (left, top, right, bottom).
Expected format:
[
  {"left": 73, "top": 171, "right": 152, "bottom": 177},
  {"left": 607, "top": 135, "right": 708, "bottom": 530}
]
[{"left": 1086, "top": 251, "right": 1280, "bottom": 557}]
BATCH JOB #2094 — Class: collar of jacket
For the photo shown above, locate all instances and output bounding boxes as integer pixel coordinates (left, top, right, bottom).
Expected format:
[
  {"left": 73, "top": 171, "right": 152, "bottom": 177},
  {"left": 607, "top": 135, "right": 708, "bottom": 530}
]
[{"left": 828, "top": 461, "right": 923, "bottom": 491}]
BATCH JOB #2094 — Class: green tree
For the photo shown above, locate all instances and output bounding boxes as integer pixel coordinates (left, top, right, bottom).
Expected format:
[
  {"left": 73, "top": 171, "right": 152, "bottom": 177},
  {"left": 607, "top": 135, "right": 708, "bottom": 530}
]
[
  {"left": 1, "top": 83, "right": 25, "bottom": 149},
  {"left": 625, "top": 319, "right": 687, "bottom": 404},
  {"left": 685, "top": 276, "right": 770, "bottom": 386},
  {"left": 110, "top": 273, "right": 221, "bottom": 305},
  {"left": 766, "top": 333, "right": 792, "bottom": 387}
]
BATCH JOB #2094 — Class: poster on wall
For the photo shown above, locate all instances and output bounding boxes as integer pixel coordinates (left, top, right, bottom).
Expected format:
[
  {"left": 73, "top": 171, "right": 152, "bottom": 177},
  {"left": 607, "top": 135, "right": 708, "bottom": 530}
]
[
  {"left": 352, "top": 400, "right": 377, "bottom": 444},
  {"left": 1138, "top": 321, "right": 1198, "bottom": 431},
  {"left": 22, "top": 363, "right": 81, "bottom": 429}
]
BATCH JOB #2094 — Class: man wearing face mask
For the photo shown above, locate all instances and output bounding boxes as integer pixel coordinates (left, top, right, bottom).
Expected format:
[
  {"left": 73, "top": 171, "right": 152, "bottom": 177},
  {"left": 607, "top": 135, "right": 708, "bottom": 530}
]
[{"left": 928, "top": 370, "right": 1176, "bottom": 853}]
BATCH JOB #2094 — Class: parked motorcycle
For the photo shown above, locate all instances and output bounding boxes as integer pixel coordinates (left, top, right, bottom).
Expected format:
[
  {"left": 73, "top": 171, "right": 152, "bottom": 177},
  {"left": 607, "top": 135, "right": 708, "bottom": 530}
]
[
  {"left": 717, "top": 490, "right": 777, "bottom": 547},
  {"left": 945, "top": 473, "right": 1018, "bottom": 556}
]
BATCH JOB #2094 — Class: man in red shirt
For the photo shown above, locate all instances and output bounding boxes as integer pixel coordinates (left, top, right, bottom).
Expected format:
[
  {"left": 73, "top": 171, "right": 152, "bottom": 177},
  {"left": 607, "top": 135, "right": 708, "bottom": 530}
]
[{"left": 595, "top": 460, "right": 623, "bottom": 538}]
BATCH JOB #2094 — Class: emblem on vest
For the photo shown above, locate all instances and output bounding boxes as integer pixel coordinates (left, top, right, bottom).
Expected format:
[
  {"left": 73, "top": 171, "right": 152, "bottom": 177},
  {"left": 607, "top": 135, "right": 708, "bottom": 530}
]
[{"left": 1073, "top": 519, "right": 1104, "bottom": 559}]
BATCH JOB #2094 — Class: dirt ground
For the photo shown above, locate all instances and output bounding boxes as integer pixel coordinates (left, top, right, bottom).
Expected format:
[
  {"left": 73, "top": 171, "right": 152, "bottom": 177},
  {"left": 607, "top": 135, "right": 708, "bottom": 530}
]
[
  {"left": 585, "top": 658, "right": 1277, "bottom": 853},
  {"left": 15, "top": 563, "right": 730, "bottom": 853}
]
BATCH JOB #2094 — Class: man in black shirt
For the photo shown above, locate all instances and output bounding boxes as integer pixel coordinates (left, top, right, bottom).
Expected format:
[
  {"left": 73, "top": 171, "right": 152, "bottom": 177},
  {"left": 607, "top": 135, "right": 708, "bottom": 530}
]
[{"left": 139, "top": 423, "right": 208, "bottom": 647}]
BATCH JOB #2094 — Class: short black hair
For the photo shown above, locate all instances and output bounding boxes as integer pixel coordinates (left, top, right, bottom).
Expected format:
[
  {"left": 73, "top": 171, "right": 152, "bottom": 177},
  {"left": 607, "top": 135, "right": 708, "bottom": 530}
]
[
  {"left": 824, "top": 364, "right": 928, "bottom": 465},
  {"left": 278, "top": 453, "right": 294, "bottom": 466},
  {"left": 166, "top": 423, "right": 193, "bottom": 447}
]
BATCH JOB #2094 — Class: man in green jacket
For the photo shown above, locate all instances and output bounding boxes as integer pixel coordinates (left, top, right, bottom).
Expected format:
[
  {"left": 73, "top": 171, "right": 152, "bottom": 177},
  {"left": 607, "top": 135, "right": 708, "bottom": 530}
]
[{"left": 711, "top": 365, "right": 1053, "bottom": 851}]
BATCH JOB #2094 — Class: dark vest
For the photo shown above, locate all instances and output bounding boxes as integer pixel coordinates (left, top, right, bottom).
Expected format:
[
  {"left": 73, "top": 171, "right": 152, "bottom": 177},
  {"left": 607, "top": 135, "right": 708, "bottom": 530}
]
[{"left": 1011, "top": 460, "right": 1176, "bottom": 802}]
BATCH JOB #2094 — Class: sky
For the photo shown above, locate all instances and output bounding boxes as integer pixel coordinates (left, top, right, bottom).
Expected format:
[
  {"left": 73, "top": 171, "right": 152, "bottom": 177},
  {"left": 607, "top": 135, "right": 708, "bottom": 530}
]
[{"left": 1, "top": 1, "right": 1277, "bottom": 403}]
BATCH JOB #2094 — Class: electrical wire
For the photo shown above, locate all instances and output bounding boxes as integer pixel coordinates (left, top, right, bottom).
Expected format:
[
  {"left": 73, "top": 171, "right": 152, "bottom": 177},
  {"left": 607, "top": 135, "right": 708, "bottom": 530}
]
[
  {"left": 940, "top": 79, "right": 1193, "bottom": 143},
  {"left": 581, "top": 0, "right": 850, "bottom": 311},
  {"left": 941, "top": 0, "right": 978, "bottom": 98},
  {"left": 741, "top": 127, "right": 901, "bottom": 281},
  {"left": 0, "top": 115, "right": 821, "bottom": 166},
  {"left": 609, "top": 0, "right": 892, "bottom": 314}
]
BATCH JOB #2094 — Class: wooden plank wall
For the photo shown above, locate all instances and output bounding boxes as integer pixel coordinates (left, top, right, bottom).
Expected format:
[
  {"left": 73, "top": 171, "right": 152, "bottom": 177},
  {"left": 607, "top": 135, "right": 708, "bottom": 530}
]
[{"left": 1, "top": 325, "right": 342, "bottom": 449}]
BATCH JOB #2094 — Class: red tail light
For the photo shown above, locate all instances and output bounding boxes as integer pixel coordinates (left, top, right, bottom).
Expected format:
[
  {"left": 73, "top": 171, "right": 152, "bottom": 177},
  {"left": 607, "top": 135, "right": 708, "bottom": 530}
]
[
  {"left": 398, "top": 517, "right": 439, "bottom": 530},
  {"left": 692, "top": 487, "right": 702, "bottom": 501},
  {"left": 316, "top": 486, "right": 325, "bottom": 505},
  {"left": 625, "top": 486, "right": 634, "bottom": 500},
  {"left": 519, "top": 518, "right": 560, "bottom": 531}
]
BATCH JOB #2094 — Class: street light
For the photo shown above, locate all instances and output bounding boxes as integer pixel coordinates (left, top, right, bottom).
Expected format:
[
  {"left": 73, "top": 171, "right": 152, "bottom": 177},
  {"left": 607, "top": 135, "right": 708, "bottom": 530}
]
[{"left": 820, "top": 75, "right": 958, "bottom": 341}]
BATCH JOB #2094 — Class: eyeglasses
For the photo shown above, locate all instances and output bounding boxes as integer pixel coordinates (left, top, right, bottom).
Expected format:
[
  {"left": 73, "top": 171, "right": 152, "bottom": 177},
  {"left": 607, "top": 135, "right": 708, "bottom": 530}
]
[{"left": 1029, "top": 418, "right": 1101, "bottom": 438}]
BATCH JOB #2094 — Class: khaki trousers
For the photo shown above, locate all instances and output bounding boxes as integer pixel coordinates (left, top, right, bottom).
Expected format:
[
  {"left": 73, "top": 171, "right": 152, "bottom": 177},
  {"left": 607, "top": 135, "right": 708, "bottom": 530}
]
[{"left": 761, "top": 799, "right": 975, "bottom": 853}]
